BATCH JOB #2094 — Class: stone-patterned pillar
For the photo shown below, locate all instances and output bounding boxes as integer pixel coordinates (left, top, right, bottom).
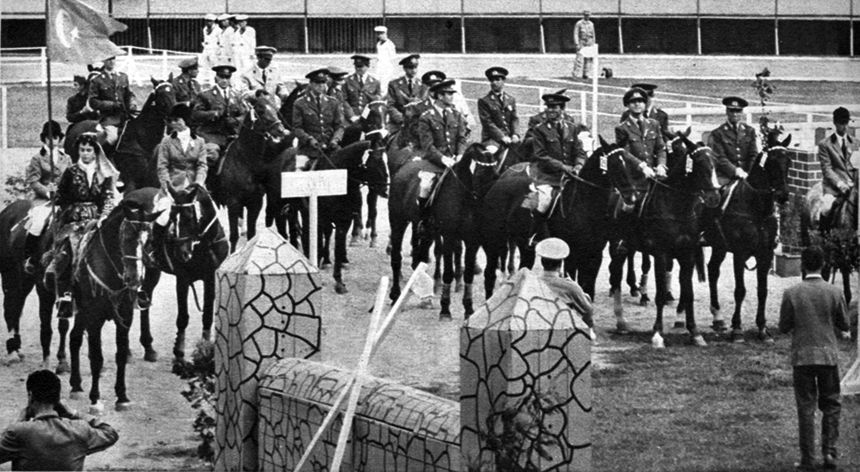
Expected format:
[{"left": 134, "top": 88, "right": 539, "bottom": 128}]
[
  {"left": 460, "top": 268, "right": 592, "bottom": 472},
  {"left": 214, "top": 227, "right": 322, "bottom": 471}
]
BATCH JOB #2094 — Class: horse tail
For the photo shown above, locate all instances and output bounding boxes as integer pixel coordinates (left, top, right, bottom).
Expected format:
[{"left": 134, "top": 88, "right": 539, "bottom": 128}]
[{"left": 695, "top": 245, "right": 706, "bottom": 282}]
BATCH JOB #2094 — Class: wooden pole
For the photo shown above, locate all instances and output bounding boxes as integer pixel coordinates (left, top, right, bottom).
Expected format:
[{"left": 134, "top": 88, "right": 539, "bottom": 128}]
[
  {"left": 1, "top": 86, "right": 7, "bottom": 149},
  {"left": 591, "top": 44, "right": 598, "bottom": 134},
  {"left": 309, "top": 194, "right": 319, "bottom": 267},
  {"left": 580, "top": 90, "right": 587, "bottom": 124}
]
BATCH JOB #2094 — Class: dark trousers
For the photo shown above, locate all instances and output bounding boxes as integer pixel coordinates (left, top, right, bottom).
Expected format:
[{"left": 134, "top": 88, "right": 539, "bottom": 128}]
[{"left": 793, "top": 365, "right": 841, "bottom": 461}]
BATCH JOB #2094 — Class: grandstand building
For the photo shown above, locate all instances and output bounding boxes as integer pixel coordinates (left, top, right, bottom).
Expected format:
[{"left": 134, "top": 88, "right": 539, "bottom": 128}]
[{"left": 2, "top": 0, "right": 858, "bottom": 56}]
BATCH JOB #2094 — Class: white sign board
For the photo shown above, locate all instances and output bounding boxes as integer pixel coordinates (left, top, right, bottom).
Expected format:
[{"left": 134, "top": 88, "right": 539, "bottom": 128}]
[
  {"left": 580, "top": 44, "right": 598, "bottom": 58},
  {"left": 281, "top": 169, "right": 347, "bottom": 198}
]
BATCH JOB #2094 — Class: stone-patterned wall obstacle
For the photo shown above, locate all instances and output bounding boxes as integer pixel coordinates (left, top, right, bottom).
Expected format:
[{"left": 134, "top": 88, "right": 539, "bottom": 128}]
[
  {"left": 257, "top": 358, "right": 461, "bottom": 471},
  {"left": 461, "top": 268, "right": 593, "bottom": 471},
  {"left": 214, "top": 228, "right": 322, "bottom": 471}
]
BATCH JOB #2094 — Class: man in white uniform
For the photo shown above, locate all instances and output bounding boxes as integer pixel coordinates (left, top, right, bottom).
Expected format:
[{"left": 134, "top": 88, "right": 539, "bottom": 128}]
[
  {"left": 374, "top": 25, "right": 397, "bottom": 92},
  {"left": 232, "top": 14, "right": 256, "bottom": 74},
  {"left": 200, "top": 13, "right": 219, "bottom": 82}
]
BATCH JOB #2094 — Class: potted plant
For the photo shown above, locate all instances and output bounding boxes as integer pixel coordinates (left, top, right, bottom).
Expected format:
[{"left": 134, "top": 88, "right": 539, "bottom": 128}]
[{"left": 775, "top": 193, "right": 804, "bottom": 277}]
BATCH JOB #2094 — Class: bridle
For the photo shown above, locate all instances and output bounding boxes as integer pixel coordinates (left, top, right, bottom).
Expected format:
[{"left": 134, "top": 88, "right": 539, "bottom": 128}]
[{"left": 248, "top": 102, "right": 286, "bottom": 143}]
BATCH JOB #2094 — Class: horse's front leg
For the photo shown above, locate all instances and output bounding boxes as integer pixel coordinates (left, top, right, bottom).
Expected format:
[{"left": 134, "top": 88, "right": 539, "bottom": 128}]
[
  {"left": 202, "top": 275, "right": 215, "bottom": 341},
  {"left": 333, "top": 220, "right": 349, "bottom": 294},
  {"left": 651, "top": 251, "right": 667, "bottom": 349},
  {"left": 453, "top": 239, "right": 463, "bottom": 293},
  {"left": 755, "top": 252, "right": 774, "bottom": 343},
  {"left": 2, "top": 269, "right": 27, "bottom": 363},
  {"left": 462, "top": 242, "right": 478, "bottom": 318},
  {"left": 139, "top": 268, "right": 161, "bottom": 362},
  {"left": 174, "top": 279, "right": 190, "bottom": 361},
  {"left": 389, "top": 220, "right": 406, "bottom": 303},
  {"left": 69, "top": 319, "right": 86, "bottom": 396},
  {"left": 730, "top": 253, "right": 748, "bottom": 343},
  {"left": 245, "top": 199, "right": 263, "bottom": 244},
  {"left": 366, "top": 191, "right": 379, "bottom": 247},
  {"left": 86, "top": 321, "right": 106, "bottom": 414},
  {"left": 707, "top": 248, "right": 728, "bottom": 332},
  {"left": 227, "top": 206, "right": 241, "bottom": 252},
  {"left": 36, "top": 283, "right": 54, "bottom": 368},
  {"left": 608, "top": 243, "right": 629, "bottom": 333},
  {"left": 439, "top": 236, "right": 455, "bottom": 320},
  {"left": 114, "top": 307, "right": 133, "bottom": 410},
  {"left": 680, "top": 252, "right": 705, "bottom": 346}
]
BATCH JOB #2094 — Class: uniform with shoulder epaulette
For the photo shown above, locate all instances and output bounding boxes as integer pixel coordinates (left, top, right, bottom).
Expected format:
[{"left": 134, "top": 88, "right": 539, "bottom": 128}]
[
  {"left": 192, "top": 84, "right": 247, "bottom": 148},
  {"left": 388, "top": 76, "right": 426, "bottom": 125},
  {"left": 708, "top": 121, "right": 758, "bottom": 179},
  {"left": 531, "top": 119, "right": 587, "bottom": 172},
  {"left": 292, "top": 89, "right": 345, "bottom": 157},
  {"left": 417, "top": 105, "right": 468, "bottom": 168},
  {"left": 478, "top": 90, "right": 519, "bottom": 146},
  {"left": 343, "top": 72, "right": 382, "bottom": 117},
  {"left": 88, "top": 69, "right": 135, "bottom": 127},
  {"left": 172, "top": 72, "right": 201, "bottom": 104},
  {"left": 615, "top": 116, "right": 666, "bottom": 169},
  {"left": 621, "top": 107, "right": 671, "bottom": 140}
]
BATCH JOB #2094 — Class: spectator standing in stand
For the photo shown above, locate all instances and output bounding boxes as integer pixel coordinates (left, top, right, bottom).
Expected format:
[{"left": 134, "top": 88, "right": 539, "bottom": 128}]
[{"left": 573, "top": 10, "right": 596, "bottom": 80}]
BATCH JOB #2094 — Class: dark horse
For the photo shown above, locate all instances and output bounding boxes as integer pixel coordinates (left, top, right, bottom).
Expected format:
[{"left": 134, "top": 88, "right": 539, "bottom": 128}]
[
  {"left": 66, "top": 78, "right": 176, "bottom": 191},
  {"left": 139, "top": 184, "right": 229, "bottom": 363},
  {"left": 68, "top": 189, "right": 162, "bottom": 412},
  {"left": 0, "top": 201, "right": 56, "bottom": 367},
  {"left": 478, "top": 138, "right": 636, "bottom": 301},
  {"left": 612, "top": 137, "right": 720, "bottom": 347},
  {"left": 207, "top": 92, "right": 289, "bottom": 251}
]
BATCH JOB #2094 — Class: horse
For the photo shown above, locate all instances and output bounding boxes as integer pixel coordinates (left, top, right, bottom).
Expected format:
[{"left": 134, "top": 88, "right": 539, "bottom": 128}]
[
  {"left": 611, "top": 136, "right": 720, "bottom": 348},
  {"left": 0, "top": 201, "right": 57, "bottom": 368},
  {"left": 703, "top": 132, "right": 792, "bottom": 342},
  {"left": 478, "top": 137, "right": 637, "bottom": 301},
  {"left": 277, "top": 81, "right": 308, "bottom": 132},
  {"left": 67, "top": 189, "right": 162, "bottom": 412},
  {"left": 66, "top": 78, "right": 176, "bottom": 192},
  {"left": 415, "top": 143, "right": 499, "bottom": 318},
  {"left": 207, "top": 92, "right": 289, "bottom": 251},
  {"left": 138, "top": 184, "right": 229, "bottom": 363}
]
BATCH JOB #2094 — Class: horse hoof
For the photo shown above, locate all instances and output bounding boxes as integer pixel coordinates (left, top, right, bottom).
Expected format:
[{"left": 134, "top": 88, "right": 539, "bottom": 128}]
[
  {"left": 691, "top": 334, "right": 707, "bottom": 347},
  {"left": 614, "top": 321, "right": 630, "bottom": 335},
  {"left": 335, "top": 283, "right": 348, "bottom": 294},
  {"left": 125, "top": 352, "right": 135, "bottom": 365},
  {"left": 321, "top": 262, "right": 332, "bottom": 269},
  {"left": 729, "top": 329, "right": 745, "bottom": 343},
  {"left": 56, "top": 360, "right": 70, "bottom": 375},
  {"left": 417, "top": 298, "right": 434, "bottom": 309},
  {"left": 115, "top": 401, "right": 133, "bottom": 412},
  {"left": 454, "top": 281, "right": 462, "bottom": 293},
  {"left": 673, "top": 321, "right": 686, "bottom": 330},
  {"left": 143, "top": 349, "right": 159, "bottom": 363},
  {"left": 202, "top": 330, "right": 211, "bottom": 342},
  {"left": 629, "top": 287, "right": 641, "bottom": 298},
  {"left": 439, "top": 312, "right": 452, "bottom": 321},
  {"left": 89, "top": 402, "right": 105, "bottom": 415},
  {"left": 70, "top": 391, "right": 86, "bottom": 401},
  {"left": 712, "top": 319, "right": 727, "bottom": 332},
  {"left": 758, "top": 328, "right": 774, "bottom": 344},
  {"left": 4, "top": 351, "right": 22, "bottom": 365},
  {"left": 665, "top": 292, "right": 675, "bottom": 302},
  {"left": 369, "top": 237, "right": 378, "bottom": 248},
  {"left": 40, "top": 358, "right": 51, "bottom": 370},
  {"left": 651, "top": 332, "right": 665, "bottom": 349},
  {"left": 349, "top": 237, "right": 360, "bottom": 247},
  {"left": 385, "top": 244, "right": 392, "bottom": 255},
  {"left": 639, "top": 294, "right": 650, "bottom": 306}
]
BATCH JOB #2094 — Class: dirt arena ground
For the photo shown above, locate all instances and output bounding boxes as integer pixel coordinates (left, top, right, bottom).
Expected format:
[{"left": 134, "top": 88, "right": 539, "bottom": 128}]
[{"left": 0, "top": 76, "right": 859, "bottom": 471}]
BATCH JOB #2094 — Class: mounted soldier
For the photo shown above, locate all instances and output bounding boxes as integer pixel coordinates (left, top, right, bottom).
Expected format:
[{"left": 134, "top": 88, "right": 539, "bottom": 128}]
[
  {"left": 343, "top": 54, "right": 382, "bottom": 125},
  {"left": 326, "top": 66, "right": 351, "bottom": 123},
  {"left": 87, "top": 55, "right": 137, "bottom": 147},
  {"left": 171, "top": 57, "right": 202, "bottom": 105},
  {"left": 616, "top": 87, "right": 667, "bottom": 181},
  {"left": 66, "top": 75, "right": 98, "bottom": 128},
  {"left": 292, "top": 68, "right": 346, "bottom": 164},
  {"left": 620, "top": 83, "right": 672, "bottom": 140},
  {"left": 414, "top": 79, "right": 469, "bottom": 239},
  {"left": 387, "top": 54, "right": 425, "bottom": 137},
  {"left": 708, "top": 96, "right": 758, "bottom": 183},
  {"left": 400, "top": 70, "right": 446, "bottom": 149},
  {"left": 477, "top": 66, "right": 520, "bottom": 154},
  {"left": 238, "top": 46, "right": 288, "bottom": 107},
  {"left": 191, "top": 64, "right": 247, "bottom": 151}
]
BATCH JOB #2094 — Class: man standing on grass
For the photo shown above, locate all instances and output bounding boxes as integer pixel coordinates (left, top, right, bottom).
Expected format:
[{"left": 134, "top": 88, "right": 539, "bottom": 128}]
[
  {"left": 778, "top": 245, "right": 850, "bottom": 471},
  {"left": 572, "top": 9, "right": 595, "bottom": 80}
]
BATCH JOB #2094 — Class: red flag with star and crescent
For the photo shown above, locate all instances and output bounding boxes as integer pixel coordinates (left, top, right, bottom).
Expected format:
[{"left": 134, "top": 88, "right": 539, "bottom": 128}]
[{"left": 46, "top": 0, "right": 127, "bottom": 64}]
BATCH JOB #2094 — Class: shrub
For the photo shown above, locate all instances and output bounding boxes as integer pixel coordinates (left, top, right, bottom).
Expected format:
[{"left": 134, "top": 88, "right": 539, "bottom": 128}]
[{"left": 173, "top": 340, "right": 217, "bottom": 463}]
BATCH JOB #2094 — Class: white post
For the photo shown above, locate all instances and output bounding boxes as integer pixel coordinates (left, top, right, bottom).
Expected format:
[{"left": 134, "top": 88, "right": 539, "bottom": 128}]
[
  {"left": 309, "top": 194, "right": 318, "bottom": 267},
  {"left": 1, "top": 86, "right": 7, "bottom": 149},
  {"left": 591, "top": 44, "right": 599, "bottom": 135},
  {"left": 40, "top": 47, "right": 47, "bottom": 87},
  {"left": 537, "top": 87, "right": 545, "bottom": 105},
  {"left": 161, "top": 50, "right": 169, "bottom": 80},
  {"left": 745, "top": 110, "right": 753, "bottom": 125},
  {"left": 685, "top": 102, "right": 693, "bottom": 127},
  {"left": 580, "top": 91, "right": 587, "bottom": 124}
]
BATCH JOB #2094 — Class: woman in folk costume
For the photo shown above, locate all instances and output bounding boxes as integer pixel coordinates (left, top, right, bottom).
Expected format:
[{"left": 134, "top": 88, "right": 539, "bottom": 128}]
[{"left": 50, "top": 132, "right": 120, "bottom": 318}]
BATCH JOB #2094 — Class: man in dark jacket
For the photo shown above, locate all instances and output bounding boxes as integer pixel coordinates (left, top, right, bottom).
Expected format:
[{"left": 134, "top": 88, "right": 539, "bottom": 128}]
[
  {"left": 708, "top": 96, "right": 758, "bottom": 183},
  {"left": 87, "top": 56, "right": 136, "bottom": 146},
  {"left": 292, "top": 68, "right": 345, "bottom": 162},
  {"left": 66, "top": 76, "right": 98, "bottom": 125},
  {"left": 477, "top": 66, "right": 520, "bottom": 154}
]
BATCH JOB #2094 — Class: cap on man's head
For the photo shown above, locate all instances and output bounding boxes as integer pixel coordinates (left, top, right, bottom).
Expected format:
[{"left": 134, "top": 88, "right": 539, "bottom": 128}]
[
  {"left": 212, "top": 64, "right": 236, "bottom": 75},
  {"left": 631, "top": 83, "right": 657, "bottom": 97},
  {"left": 234, "top": 14, "right": 248, "bottom": 21},
  {"left": 306, "top": 68, "right": 330, "bottom": 83},
  {"left": 535, "top": 237, "right": 570, "bottom": 260},
  {"left": 421, "top": 70, "right": 446, "bottom": 86},
  {"left": 399, "top": 54, "right": 420, "bottom": 68},
  {"left": 255, "top": 46, "right": 277, "bottom": 57},
  {"left": 73, "top": 75, "right": 87, "bottom": 86},
  {"left": 722, "top": 96, "right": 749, "bottom": 111},
  {"left": 327, "top": 66, "right": 349, "bottom": 79},
  {"left": 216, "top": 13, "right": 233, "bottom": 21},
  {"left": 542, "top": 93, "right": 570, "bottom": 106},
  {"left": 429, "top": 79, "right": 456, "bottom": 95},
  {"left": 204, "top": 13, "right": 217, "bottom": 21},
  {"left": 623, "top": 87, "right": 649, "bottom": 106},
  {"left": 179, "top": 57, "right": 198, "bottom": 70},
  {"left": 374, "top": 25, "right": 388, "bottom": 34},
  {"left": 351, "top": 54, "right": 371, "bottom": 67},
  {"left": 833, "top": 106, "right": 851, "bottom": 125},
  {"left": 485, "top": 66, "right": 509, "bottom": 81}
]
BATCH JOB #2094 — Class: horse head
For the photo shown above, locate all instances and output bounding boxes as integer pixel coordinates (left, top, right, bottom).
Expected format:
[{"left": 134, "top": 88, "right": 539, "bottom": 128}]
[
  {"left": 669, "top": 131, "right": 721, "bottom": 208},
  {"left": 278, "top": 82, "right": 308, "bottom": 129},
  {"left": 118, "top": 201, "right": 163, "bottom": 293},
  {"left": 753, "top": 133, "right": 793, "bottom": 204},
  {"left": 361, "top": 130, "right": 390, "bottom": 198},
  {"left": 149, "top": 77, "right": 177, "bottom": 120},
  {"left": 591, "top": 135, "right": 637, "bottom": 207},
  {"left": 164, "top": 184, "right": 218, "bottom": 263},
  {"left": 456, "top": 142, "right": 499, "bottom": 199},
  {"left": 361, "top": 101, "right": 389, "bottom": 133},
  {"left": 246, "top": 91, "right": 289, "bottom": 145}
]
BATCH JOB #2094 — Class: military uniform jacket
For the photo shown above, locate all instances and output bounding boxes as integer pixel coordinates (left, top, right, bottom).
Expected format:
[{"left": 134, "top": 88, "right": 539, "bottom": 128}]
[
  {"left": 573, "top": 19, "right": 596, "bottom": 48},
  {"left": 621, "top": 107, "right": 672, "bottom": 140},
  {"left": 155, "top": 133, "right": 209, "bottom": 188},
  {"left": 172, "top": 73, "right": 201, "bottom": 104},
  {"left": 387, "top": 75, "right": 425, "bottom": 124},
  {"left": 239, "top": 64, "right": 285, "bottom": 99},
  {"left": 327, "top": 86, "right": 353, "bottom": 121},
  {"left": 417, "top": 105, "right": 468, "bottom": 167},
  {"left": 26, "top": 147, "right": 72, "bottom": 200},
  {"left": 531, "top": 120, "right": 587, "bottom": 170},
  {"left": 478, "top": 91, "right": 520, "bottom": 144},
  {"left": 192, "top": 85, "right": 247, "bottom": 139},
  {"left": 615, "top": 116, "right": 667, "bottom": 168},
  {"left": 66, "top": 92, "right": 98, "bottom": 124},
  {"left": 292, "top": 92, "right": 345, "bottom": 147},
  {"left": 708, "top": 121, "right": 758, "bottom": 178},
  {"left": 818, "top": 132, "right": 859, "bottom": 196},
  {"left": 88, "top": 70, "right": 135, "bottom": 127},
  {"left": 343, "top": 73, "right": 382, "bottom": 117},
  {"left": 401, "top": 97, "right": 435, "bottom": 148}
]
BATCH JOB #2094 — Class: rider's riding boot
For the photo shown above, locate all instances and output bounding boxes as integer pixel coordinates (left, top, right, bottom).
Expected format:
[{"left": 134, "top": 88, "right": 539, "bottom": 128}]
[
  {"left": 527, "top": 211, "right": 548, "bottom": 247},
  {"left": 23, "top": 233, "right": 40, "bottom": 275}
]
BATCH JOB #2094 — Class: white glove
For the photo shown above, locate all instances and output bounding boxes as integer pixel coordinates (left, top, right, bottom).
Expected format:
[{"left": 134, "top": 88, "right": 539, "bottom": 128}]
[
  {"left": 501, "top": 136, "right": 512, "bottom": 145},
  {"left": 640, "top": 163, "right": 656, "bottom": 179},
  {"left": 656, "top": 164, "right": 668, "bottom": 178},
  {"left": 349, "top": 116, "right": 360, "bottom": 123},
  {"left": 735, "top": 168, "right": 748, "bottom": 180},
  {"left": 441, "top": 156, "right": 456, "bottom": 167}
]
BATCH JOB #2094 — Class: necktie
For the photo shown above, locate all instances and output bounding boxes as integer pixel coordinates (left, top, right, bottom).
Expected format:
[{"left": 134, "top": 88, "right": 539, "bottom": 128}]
[
  {"left": 262, "top": 68, "right": 267, "bottom": 85},
  {"left": 841, "top": 138, "right": 848, "bottom": 159},
  {"left": 359, "top": 75, "right": 363, "bottom": 87},
  {"left": 557, "top": 122, "right": 564, "bottom": 140},
  {"left": 638, "top": 118, "right": 646, "bottom": 136},
  {"left": 408, "top": 79, "right": 413, "bottom": 96}
]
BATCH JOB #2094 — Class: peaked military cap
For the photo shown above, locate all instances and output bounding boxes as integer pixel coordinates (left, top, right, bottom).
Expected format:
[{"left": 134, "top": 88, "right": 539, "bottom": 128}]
[
  {"left": 351, "top": 54, "right": 371, "bottom": 66},
  {"left": 255, "top": 46, "right": 277, "bottom": 57},
  {"left": 631, "top": 83, "right": 657, "bottom": 96},
  {"left": 216, "top": 13, "right": 234, "bottom": 21},
  {"left": 535, "top": 237, "right": 569, "bottom": 260},
  {"left": 429, "top": 79, "right": 456, "bottom": 94},
  {"left": 722, "top": 96, "right": 748, "bottom": 110},
  {"left": 421, "top": 70, "right": 446, "bottom": 86},
  {"left": 623, "top": 87, "right": 649, "bottom": 106},
  {"left": 833, "top": 107, "right": 851, "bottom": 124},
  {"left": 212, "top": 64, "right": 236, "bottom": 74},
  {"left": 234, "top": 14, "right": 249, "bottom": 21},
  {"left": 179, "top": 57, "right": 198, "bottom": 70},
  {"left": 485, "top": 66, "right": 509, "bottom": 80},
  {"left": 374, "top": 25, "right": 388, "bottom": 33},
  {"left": 542, "top": 93, "right": 570, "bottom": 106},
  {"left": 306, "top": 68, "right": 330, "bottom": 83},
  {"left": 327, "top": 66, "right": 349, "bottom": 78},
  {"left": 204, "top": 13, "right": 217, "bottom": 21},
  {"left": 399, "top": 54, "right": 420, "bottom": 68}
]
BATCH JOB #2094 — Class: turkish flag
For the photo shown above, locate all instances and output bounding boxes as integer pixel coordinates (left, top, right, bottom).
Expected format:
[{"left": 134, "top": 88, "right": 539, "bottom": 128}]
[{"left": 46, "top": 0, "right": 127, "bottom": 64}]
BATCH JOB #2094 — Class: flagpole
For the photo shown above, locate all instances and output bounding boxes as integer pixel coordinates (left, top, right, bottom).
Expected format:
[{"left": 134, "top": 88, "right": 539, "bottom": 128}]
[{"left": 45, "top": 0, "right": 57, "bottom": 218}]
